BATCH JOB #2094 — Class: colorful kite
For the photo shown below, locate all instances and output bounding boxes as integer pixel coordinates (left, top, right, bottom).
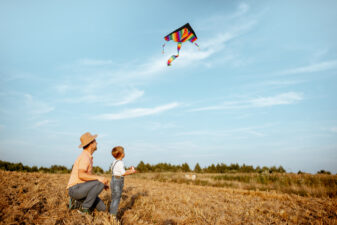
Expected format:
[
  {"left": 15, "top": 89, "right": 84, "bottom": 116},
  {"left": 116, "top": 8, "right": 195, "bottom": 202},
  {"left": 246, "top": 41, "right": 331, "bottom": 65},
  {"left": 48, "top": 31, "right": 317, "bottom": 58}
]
[{"left": 162, "top": 23, "right": 199, "bottom": 66}]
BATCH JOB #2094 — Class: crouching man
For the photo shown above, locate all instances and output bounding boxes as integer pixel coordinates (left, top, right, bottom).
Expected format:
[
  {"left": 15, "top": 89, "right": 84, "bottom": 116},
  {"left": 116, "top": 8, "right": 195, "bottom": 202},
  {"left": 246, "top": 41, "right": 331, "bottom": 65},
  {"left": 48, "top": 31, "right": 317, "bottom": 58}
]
[{"left": 66, "top": 132, "right": 108, "bottom": 213}]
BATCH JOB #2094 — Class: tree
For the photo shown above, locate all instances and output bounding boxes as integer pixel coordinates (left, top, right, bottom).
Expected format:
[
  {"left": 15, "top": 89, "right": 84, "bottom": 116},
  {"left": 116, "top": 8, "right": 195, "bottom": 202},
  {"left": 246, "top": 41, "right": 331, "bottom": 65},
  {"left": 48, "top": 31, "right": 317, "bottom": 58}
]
[
  {"left": 39, "top": 167, "right": 50, "bottom": 173},
  {"left": 256, "top": 166, "right": 262, "bottom": 173},
  {"left": 229, "top": 163, "right": 239, "bottom": 171},
  {"left": 136, "top": 161, "right": 147, "bottom": 172},
  {"left": 317, "top": 170, "right": 331, "bottom": 175},
  {"left": 194, "top": 163, "right": 202, "bottom": 173},
  {"left": 93, "top": 166, "right": 104, "bottom": 174},
  {"left": 181, "top": 163, "right": 191, "bottom": 172},
  {"left": 204, "top": 164, "right": 216, "bottom": 173},
  {"left": 240, "top": 164, "right": 254, "bottom": 173},
  {"left": 31, "top": 166, "right": 38, "bottom": 172},
  {"left": 277, "top": 166, "right": 286, "bottom": 173}
]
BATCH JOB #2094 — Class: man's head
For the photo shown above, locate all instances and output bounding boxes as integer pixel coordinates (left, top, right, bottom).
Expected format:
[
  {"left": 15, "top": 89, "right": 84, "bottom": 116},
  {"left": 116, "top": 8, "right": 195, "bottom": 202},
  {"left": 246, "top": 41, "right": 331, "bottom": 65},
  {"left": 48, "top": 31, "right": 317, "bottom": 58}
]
[
  {"left": 78, "top": 132, "right": 98, "bottom": 153},
  {"left": 84, "top": 139, "right": 97, "bottom": 152},
  {"left": 111, "top": 146, "right": 124, "bottom": 159}
]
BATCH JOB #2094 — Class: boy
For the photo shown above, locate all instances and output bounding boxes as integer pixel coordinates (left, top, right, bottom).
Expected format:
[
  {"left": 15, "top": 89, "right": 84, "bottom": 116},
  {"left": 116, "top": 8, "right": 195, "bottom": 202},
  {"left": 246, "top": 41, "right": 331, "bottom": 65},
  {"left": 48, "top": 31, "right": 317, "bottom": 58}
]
[{"left": 109, "top": 146, "right": 137, "bottom": 216}]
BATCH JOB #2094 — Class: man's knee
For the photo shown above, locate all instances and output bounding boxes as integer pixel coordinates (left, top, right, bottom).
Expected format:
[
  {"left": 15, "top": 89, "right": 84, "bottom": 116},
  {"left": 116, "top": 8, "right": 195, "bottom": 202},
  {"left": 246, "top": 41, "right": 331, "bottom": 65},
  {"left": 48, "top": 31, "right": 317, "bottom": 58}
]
[{"left": 95, "top": 180, "right": 105, "bottom": 192}]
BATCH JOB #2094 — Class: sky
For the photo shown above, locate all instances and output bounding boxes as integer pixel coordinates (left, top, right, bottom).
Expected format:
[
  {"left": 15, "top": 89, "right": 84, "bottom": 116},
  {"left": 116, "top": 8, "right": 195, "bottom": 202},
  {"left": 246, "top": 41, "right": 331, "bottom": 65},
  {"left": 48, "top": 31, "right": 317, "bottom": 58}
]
[{"left": 1, "top": 0, "right": 337, "bottom": 174}]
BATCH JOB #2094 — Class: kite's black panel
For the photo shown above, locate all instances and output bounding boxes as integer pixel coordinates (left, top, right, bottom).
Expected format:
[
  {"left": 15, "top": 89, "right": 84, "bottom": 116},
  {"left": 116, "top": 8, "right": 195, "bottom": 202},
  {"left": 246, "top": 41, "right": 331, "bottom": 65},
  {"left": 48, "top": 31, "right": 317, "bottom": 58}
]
[{"left": 165, "top": 23, "right": 197, "bottom": 39}]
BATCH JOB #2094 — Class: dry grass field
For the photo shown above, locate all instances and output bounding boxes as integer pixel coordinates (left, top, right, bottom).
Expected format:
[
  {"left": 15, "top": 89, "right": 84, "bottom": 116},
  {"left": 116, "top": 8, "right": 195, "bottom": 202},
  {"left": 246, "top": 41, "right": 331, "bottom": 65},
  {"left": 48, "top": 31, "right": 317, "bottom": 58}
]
[
  {"left": 136, "top": 172, "right": 337, "bottom": 198},
  {"left": 1, "top": 170, "right": 336, "bottom": 225}
]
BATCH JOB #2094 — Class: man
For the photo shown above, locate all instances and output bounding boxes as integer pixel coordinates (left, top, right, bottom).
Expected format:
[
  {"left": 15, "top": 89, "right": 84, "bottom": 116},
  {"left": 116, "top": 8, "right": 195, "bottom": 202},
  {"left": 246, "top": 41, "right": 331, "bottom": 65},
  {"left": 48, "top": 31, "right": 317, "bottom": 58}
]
[{"left": 67, "top": 132, "right": 109, "bottom": 213}]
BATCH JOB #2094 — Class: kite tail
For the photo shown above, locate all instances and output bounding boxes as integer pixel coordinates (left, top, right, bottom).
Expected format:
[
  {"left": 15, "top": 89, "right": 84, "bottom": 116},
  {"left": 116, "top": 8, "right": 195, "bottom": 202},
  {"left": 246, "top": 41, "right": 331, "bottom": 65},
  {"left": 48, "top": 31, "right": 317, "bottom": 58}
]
[
  {"left": 194, "top": 42, "right": 199, "bottom": 48},
  {"left": 167, "top": 42, "right": 182, "bottom": 66},
  {"left": 167, "top": 55, "right": 179, "bottom": 66}
]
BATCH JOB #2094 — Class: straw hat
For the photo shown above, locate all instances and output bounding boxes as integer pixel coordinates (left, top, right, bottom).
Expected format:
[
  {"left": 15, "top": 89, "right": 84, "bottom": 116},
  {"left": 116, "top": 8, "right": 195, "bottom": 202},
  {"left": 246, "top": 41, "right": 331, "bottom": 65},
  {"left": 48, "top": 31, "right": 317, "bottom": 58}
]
[{"left": 78, "top": 132, "right": 98, "bottom": 148}]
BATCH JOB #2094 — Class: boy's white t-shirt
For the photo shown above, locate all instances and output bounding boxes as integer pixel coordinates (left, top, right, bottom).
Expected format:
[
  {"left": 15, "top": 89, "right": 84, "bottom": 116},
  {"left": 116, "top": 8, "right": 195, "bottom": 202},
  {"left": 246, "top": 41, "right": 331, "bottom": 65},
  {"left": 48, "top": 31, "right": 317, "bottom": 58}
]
[{"left": 111, "top": 160, "right": 126, "bottom": 176}]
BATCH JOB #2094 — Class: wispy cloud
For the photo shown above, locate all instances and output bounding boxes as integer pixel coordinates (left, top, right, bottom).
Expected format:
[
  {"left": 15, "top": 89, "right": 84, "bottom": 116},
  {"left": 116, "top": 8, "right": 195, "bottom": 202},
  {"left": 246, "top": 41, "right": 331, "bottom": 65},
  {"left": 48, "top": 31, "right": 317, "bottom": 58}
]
[
  {"left": 94, "top": 102, "right": 180, "bottom": 120},
  {"left": 113, "top": 90, "right": 144, "bottom": 106},
  {"left": 190, "top": 92, "right": 303, "bottom": 112},
  {"left": 148, "top": 122, "right": 178, "bottom": 130},
  {"left": 244, "top": 80, "right": 305, "bottom": 90},
  {"left": 55, "top": 84, "right": 71, "bottom": 94},
  {"left": 0, "top": 71, "right": 36, "bottom": 83},
  {"left": 234, "top": 2, "right": 250, "bottom": 18},
  {"left": 263, "top": 80, "right": 304, "bottom": 86},
  {"left": 77, "top": 59, "right": 114, "bottom": 66},
  {"left": 33, "top": 120, "right": 55, "bottom": 128},
  {"left": 279, "top": 60, "right": 337, "bottom": 75},
  {"left": 176, "top": 124, "right": 273, "bottom": 138},
  {"left": 24, "top": 94, "right": 54, "bottom": 115},
  {"left": 63, "top": 89, "right": 144, "bottom": 106},
  {"left": 330, "top": 127, "right": 337, "bottom": 133},
  {"left": 250, "top": 92, "right": 303, "bottom": 107},
  {"left": 197, "top": 2, "right": 252, "bottom": 31}
]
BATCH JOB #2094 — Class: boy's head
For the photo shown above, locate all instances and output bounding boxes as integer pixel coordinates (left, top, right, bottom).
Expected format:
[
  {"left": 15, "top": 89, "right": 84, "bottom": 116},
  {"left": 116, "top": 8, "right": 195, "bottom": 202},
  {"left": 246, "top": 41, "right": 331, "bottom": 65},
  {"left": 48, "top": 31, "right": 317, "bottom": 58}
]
[{"left": 111, "top": 146, "right": 124, "bottom": 159}]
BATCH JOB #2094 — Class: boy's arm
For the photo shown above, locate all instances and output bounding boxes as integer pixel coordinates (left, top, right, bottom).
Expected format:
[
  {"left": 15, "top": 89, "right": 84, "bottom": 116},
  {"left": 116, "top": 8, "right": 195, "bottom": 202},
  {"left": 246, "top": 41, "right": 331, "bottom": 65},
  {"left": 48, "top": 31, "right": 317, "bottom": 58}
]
[{"left": 122, "top": 167, "right": 137, "bottom": 176}]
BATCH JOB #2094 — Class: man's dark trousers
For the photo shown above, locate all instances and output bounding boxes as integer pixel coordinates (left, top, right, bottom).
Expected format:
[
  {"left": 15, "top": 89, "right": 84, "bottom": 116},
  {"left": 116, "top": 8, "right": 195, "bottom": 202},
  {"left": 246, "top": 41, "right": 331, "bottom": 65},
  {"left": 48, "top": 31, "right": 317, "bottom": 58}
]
[{"left": 68, "top": 180, "right": 106, "bottom": 211}]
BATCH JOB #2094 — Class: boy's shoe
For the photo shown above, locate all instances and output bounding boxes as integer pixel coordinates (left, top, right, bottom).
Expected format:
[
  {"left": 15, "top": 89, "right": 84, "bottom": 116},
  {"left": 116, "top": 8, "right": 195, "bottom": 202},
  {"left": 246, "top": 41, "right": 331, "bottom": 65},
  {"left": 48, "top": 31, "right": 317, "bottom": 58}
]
[
  {"left": 69, "top": 198, "right": 82, "bottom": 210},
  {"left": 109, "top": 214, "right": 118, "bottom": 223},
  {"left": 77, "top": 207, "right": 91, "bottom": 215}
]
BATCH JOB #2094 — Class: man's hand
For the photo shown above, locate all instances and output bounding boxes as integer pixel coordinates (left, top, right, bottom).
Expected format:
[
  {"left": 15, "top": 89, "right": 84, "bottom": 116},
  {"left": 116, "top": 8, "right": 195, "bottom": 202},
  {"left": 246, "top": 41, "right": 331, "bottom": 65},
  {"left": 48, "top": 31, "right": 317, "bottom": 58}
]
[
  {"left": 99, "top": 177, "right": 109, "bottom": 191},
  {"left": 98, "top": 177, "right": 108, "bottom": 185},
  {"left": 104, "top": 183, "right": 109, "bottom": 190}
]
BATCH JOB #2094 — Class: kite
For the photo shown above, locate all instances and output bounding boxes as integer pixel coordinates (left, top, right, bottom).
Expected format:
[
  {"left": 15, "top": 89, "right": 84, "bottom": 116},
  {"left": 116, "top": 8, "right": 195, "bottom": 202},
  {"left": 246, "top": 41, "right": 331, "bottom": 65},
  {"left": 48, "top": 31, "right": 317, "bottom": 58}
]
[{"left": 162, "top": 23, "right": 199, "bottom": 66}]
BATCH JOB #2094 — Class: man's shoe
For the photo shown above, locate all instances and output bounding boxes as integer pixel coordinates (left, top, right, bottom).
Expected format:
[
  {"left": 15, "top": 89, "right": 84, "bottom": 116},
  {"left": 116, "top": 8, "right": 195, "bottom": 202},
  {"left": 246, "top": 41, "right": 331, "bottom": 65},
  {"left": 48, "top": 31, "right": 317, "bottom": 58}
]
[
  {"left": 69, "top": 198, "right": 73, "bottom": 210},
  {"left": 69, "top": 198, "right": 82, "bottom": 210}
]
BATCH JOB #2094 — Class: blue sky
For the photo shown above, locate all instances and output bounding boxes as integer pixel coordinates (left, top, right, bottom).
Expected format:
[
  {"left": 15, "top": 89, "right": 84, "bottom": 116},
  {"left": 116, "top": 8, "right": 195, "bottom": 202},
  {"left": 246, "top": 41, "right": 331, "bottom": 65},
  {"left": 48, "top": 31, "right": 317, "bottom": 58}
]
[{"left": 1, "top": 0, "right": 337, "bottom": 173}]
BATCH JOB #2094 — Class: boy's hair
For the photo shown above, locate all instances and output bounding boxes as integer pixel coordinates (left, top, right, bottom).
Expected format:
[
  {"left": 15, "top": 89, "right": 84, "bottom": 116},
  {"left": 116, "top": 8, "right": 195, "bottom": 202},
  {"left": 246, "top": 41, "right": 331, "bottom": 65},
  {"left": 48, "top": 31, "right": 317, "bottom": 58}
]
[{"left": 111, "top": 146, "right": 124, "bottom": 159}]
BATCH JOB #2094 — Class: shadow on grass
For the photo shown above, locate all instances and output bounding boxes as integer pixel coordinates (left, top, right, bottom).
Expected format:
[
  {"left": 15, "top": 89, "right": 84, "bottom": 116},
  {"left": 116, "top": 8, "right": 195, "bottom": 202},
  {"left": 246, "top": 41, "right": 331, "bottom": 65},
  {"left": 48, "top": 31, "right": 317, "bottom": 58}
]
[{"left": 117, "top": 191, "right": 148, "bottom": 224}]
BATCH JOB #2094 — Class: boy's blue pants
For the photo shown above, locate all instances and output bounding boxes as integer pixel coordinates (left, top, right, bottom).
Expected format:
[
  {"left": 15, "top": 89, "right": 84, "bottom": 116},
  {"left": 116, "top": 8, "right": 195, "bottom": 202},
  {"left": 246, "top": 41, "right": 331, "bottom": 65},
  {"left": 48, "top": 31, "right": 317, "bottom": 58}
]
[{"left": 109, "top": 176, "right": 124, "bottom": 215}]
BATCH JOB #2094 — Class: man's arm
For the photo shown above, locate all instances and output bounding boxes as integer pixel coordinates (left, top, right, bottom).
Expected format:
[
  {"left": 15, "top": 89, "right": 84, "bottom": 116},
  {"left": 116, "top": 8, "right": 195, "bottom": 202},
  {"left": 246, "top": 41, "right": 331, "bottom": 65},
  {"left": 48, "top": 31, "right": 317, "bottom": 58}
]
[{"left": 78, "top": 169, "right": 108, "bottom": 185}]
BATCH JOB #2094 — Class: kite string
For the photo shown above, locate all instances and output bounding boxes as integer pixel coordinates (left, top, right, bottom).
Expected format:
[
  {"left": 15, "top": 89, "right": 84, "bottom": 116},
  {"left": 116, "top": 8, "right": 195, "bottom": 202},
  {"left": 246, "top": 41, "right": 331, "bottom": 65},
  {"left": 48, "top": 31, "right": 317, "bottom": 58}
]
[{"left": 162, "top": 43, "right": 166, "bottom": 54}]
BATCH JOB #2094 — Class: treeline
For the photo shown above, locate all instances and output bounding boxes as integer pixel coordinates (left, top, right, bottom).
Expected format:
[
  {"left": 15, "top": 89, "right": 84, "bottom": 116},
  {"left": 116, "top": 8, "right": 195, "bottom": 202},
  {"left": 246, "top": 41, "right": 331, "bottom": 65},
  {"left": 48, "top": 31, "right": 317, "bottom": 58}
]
[
  {"left": 136, "top": 161, "right": 287, "bottom": 173},
  {"left": 0, "top": 160, "right": 71, "bottom": 173},
  {"left": 1, "top": 160, "right": 333, "bottom": 174},
  {"left": 0, "top": 160, "right": 105, "bottom": 174}
]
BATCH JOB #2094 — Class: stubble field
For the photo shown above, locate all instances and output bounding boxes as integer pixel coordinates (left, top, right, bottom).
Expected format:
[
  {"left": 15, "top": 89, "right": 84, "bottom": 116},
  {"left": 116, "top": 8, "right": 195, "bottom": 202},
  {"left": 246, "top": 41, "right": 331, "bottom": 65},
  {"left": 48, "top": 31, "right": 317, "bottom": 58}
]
[{"left": 0, "top": 170, "right": 336, "bottom": 225}]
